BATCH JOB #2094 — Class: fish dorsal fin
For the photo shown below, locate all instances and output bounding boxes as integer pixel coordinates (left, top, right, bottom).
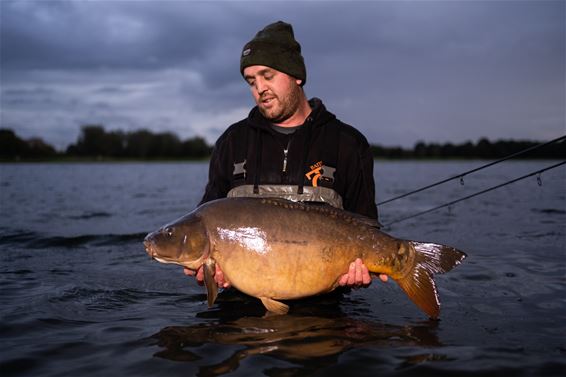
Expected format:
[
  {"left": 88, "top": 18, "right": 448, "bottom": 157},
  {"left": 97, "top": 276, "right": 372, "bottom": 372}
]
[
  {"left": 261, "top": 198, "right": 382, "bottom": 228},
  {"left": 344, "top": 210, "right": 382, "bottom": 228},
  {"left": 203, "top": 258, "right": 218, "bottom": 308},
  {"left": 259, "top": 297, "right": 289, "bottom": 315},
  {"left": 310, "top": 203, "right": 382, "bottom": 228}
]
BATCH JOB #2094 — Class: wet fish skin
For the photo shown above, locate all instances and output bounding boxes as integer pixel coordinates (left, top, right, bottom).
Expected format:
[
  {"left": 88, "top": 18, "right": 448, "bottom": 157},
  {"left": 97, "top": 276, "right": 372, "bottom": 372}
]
[{"left": 144, "top": 197, "right": 467, "bottom": 318}]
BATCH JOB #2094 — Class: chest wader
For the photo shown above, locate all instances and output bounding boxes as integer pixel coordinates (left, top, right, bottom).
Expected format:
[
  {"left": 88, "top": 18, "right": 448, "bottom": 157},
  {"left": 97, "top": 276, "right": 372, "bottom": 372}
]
[{"left": 227, "top": 124, "right": 344, "bottom": 209}]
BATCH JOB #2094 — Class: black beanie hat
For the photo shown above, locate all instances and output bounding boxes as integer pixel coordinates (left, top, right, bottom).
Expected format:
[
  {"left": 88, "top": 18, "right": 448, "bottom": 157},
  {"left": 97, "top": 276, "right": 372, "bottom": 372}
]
[{"left": 240, "top": 21, "right": 307, "bottom": 86}]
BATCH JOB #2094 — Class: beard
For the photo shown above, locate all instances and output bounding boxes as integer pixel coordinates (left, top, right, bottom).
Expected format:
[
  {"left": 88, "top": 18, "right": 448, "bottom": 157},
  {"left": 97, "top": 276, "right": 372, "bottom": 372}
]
[{"left": 258, "top": 84, "right": 302, "bottom": 124}]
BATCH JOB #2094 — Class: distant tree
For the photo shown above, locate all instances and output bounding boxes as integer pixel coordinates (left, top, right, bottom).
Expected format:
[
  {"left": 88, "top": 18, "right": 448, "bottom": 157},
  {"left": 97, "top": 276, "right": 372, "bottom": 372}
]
[
  {"left": 149, "top": 132, "right": 182, "bottom": 158},
  {"left": 124, "top": 129, "right": 154, "bottom": 158},
  {"left": 69, "top": 125, "right": 107, "bottom": 156},
  {"left": 440, "top": 143, "right": 456, "bottom": 157},
  {"left": 67, "top": 125, "right": 126, "bottom": 157},
  {"left": 370, "top": 145, "right": 386, "bottom": 158},
  {"left": 543, "top": 140, "right": 566, "bottom": 158},
  {"left": 0, "top": 129, "right": 29, "bottom": 157},
  {"left": 26, "top": 137, "right": 57, "bottom": 157},
  {"left": 105, "top": 130, "right": 126, "bottom": 157},
  {"left": 475, "top": 138, "right": 493, "bottom": 158},
  {"left": 0, "top": 129, "right": 57, "bottom": 159},
  {"left": 459, "top": 141, "right": 475, "bottom": 157},
  {"left": 182, "top": 136, "right": 212, "bottom": 158},
  {"left": 414, "top": 141, "right": 427, "bottom": 158}
]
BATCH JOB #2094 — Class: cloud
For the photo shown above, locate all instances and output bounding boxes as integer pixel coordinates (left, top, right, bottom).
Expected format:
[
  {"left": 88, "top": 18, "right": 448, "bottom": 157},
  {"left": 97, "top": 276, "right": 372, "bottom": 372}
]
[
  {"left": 1, "top": 66, "right": 250, "bottom": 149},
  {"left": 1, "top": 0, "right": 564, "bottom": 150}
]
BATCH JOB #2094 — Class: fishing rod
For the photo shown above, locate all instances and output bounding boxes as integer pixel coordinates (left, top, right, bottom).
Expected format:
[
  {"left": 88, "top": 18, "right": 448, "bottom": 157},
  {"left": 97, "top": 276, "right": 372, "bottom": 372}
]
[
  {"left": 377, "top": 134, "right": 566, "bottom": 206},
  {"left": 381, "top": 160, "right": 566, "bottom": 228}
]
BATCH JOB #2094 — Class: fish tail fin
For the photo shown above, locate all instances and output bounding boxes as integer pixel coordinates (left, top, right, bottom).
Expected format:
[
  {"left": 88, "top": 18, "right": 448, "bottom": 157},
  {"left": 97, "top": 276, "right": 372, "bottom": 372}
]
[{"left": 397, "top": 242, "right": 466, "bottom": 319}]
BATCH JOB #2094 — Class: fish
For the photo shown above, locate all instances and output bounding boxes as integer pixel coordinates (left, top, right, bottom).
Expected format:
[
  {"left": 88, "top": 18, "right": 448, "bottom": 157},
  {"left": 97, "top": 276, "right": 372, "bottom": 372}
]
[{"left": 143, "top": 197, "right": 466, "bottom": 318}]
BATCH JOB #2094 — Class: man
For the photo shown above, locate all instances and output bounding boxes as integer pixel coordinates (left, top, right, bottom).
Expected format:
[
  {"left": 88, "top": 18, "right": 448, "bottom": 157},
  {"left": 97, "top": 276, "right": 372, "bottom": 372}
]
[{"left": 184, "top": 21, "right": 388, "bottom": 289}]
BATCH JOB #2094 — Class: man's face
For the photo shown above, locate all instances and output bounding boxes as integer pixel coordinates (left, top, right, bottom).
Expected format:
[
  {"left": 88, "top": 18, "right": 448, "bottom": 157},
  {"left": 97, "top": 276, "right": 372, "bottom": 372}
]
[{"left": 243, "top": 65, "right": 303, "bottom": 124}]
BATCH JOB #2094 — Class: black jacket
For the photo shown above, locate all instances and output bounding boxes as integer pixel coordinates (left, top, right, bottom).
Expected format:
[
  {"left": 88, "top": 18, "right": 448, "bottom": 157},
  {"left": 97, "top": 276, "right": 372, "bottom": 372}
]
[{"left": 200, "top": 98, "right": 378, "bottom": 220}]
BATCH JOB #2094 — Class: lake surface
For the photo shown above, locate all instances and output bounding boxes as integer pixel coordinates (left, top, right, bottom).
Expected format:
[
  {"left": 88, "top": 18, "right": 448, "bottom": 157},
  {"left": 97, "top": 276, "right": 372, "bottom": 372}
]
[{"left": 1, "top": 160, "right": 565, "bottom": 377}]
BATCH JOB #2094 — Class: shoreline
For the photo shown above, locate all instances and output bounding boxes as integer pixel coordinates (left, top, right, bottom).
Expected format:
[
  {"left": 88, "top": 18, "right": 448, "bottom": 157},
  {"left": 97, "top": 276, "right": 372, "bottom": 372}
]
[{"left": 1, "top": 157, "right": 564, "bottom": 163}]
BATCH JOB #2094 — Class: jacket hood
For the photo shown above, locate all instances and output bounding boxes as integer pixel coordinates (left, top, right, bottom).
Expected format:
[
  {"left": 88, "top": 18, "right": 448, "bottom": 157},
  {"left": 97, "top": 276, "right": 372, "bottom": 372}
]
[{"left": 247, "top": 97, "right": 336, "bottom": 132}]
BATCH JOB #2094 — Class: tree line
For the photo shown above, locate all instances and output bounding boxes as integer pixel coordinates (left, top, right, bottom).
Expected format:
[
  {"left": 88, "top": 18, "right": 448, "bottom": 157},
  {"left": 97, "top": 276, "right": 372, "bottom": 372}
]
[
  {"left": 371, "top": 138, "right": 565, "bottom": 159},
  {"left": 1, "top": 126, "right": 564, "bottom": 160},
  {"left": 0, "top": 129, "right": 58, "bottom": 158},
  {"left": 1, "top": 126, "right": 212, "bottom": 160},
  {"left": 65, "top": 125, "right": 211, "bottom": 159}
]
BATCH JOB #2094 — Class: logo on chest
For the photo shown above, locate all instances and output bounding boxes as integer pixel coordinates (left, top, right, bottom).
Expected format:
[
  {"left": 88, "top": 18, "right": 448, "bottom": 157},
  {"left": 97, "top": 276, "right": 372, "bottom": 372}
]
[{"left": 305, "top": 161, "right": 336, "bottom": 187}]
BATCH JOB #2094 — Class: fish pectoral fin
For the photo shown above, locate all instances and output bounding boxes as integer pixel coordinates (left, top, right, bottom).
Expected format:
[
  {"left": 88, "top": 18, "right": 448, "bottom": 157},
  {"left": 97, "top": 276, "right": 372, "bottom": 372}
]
[
  {"left": 259, "top": 297, "right": 289, "bottom": 315},
  {"left": 203, "top": 258, "right": 218, "bottom": 308}
]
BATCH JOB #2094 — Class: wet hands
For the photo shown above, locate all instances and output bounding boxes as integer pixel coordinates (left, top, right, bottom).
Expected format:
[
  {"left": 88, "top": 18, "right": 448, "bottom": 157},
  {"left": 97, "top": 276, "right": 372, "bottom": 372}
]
[
  {"left": 183, "top": 265, "right": 231, "bottom": 289},
  {"left": 183, "top": 258, "right": 386, "bottom": 290},
  {"left": 338, "top": 258, "right": 388, "bottom": 288}
]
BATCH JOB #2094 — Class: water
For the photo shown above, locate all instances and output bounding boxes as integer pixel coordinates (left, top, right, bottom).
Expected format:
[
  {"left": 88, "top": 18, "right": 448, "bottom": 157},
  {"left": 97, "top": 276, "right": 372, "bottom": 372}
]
[{"left": 1, "top": 161, "right": 564, "bottom": 377}]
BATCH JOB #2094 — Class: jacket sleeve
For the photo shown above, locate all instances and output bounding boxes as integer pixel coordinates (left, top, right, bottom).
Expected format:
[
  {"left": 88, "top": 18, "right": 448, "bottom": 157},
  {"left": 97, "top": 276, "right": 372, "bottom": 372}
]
[
  {"left": 343, "top": 144, "right": 379, "bottom": 221},
  {"left": 199, "top": 137, "right": 231, "bottom": 205}
]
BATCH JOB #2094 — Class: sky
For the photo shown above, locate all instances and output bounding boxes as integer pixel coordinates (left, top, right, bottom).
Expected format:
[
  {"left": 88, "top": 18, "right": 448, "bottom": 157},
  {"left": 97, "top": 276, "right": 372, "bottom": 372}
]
[{"left": 1, "top": 0, "right": 564, "bottom": 150}]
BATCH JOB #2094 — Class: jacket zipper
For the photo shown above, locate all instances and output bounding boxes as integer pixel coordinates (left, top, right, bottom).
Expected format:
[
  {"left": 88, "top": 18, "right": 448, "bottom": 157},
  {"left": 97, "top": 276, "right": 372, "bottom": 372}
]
[{"left": 282, "top": 138, "right": 292, "bottom": 173}]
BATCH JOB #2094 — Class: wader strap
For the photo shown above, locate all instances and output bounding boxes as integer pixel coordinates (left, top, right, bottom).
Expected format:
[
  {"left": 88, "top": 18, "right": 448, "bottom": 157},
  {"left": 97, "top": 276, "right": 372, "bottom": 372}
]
[{"left": 232, "top": 126, "right": 249, "bottom": 185}]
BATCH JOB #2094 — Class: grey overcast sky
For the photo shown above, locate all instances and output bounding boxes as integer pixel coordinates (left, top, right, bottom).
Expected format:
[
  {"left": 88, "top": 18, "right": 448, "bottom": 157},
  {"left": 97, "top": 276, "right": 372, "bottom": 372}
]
[{"left": 1, "top": 0, "right": 564, "bottom": 150}]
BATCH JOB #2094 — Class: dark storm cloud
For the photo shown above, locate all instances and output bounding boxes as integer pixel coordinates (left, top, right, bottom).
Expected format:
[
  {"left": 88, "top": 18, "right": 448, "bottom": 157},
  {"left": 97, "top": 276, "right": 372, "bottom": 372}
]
[
  {"left": 294, "top": 1, "right": 565, "bottom": 145},
  {"left": 2, "top": 1, "right": 235, "bottom": 70},
  {"left": 1, "top": 0, "right": 564, "bottom": 149}
]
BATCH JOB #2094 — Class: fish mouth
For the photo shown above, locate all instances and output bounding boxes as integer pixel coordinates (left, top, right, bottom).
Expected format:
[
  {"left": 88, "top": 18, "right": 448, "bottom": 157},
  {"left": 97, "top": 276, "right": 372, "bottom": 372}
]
[
  {"left": 143, "top": 239, "right": 182, "bottom": 265},
  {"left": 143, "top": 235, "right": 198, "bottom": 269},
  {"left": 143, "top": 239, "right": 158, "bottom": 258}
]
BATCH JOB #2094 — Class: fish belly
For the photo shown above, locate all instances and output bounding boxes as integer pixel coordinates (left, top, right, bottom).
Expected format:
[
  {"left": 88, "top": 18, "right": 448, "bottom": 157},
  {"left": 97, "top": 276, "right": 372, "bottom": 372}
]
[
  {"left": 215, "top": 239, "right": 358, "bottom": 300},
  {"left": 202, "top": 198, "right": 383, "bottom": 300}
]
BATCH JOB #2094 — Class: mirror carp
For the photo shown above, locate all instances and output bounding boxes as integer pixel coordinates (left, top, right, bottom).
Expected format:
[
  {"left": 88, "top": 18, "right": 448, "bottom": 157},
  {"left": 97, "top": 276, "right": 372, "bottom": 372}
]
[{"left": 144, "top": 198, "right": 466, "bottom": 318}]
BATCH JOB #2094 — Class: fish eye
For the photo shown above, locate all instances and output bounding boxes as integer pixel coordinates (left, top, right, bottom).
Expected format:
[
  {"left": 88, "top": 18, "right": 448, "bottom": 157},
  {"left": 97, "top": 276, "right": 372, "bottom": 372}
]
[{"left": 164, "top": 227, "right": 174, "bottom": 237}]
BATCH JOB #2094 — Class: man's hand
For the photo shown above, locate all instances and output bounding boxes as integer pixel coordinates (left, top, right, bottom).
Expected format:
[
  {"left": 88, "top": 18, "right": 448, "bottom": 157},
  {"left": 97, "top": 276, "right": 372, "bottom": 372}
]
[
  {"left": 338, "top": 258, "right": 388, "bottom": 287},
  {"left": 183, "top": 258, "right": 383, "bottom": 290},
  {"left": 183, "top": 264, "right": 231, "bottom": 288}
]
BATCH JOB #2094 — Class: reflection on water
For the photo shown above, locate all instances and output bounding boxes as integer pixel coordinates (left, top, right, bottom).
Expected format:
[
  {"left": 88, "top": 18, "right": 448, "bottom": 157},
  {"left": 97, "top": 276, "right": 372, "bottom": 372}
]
[{"left": 151, "top": 291, "right": 440, "bottom": 376}]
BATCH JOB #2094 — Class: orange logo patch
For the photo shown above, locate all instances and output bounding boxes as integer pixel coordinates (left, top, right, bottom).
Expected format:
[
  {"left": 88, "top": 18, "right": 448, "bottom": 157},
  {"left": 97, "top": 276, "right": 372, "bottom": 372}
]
[{"left": 305, "top": 161, "right": 324, "bottom": 187}]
